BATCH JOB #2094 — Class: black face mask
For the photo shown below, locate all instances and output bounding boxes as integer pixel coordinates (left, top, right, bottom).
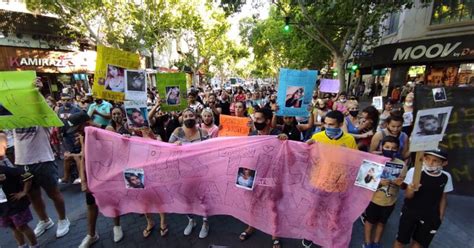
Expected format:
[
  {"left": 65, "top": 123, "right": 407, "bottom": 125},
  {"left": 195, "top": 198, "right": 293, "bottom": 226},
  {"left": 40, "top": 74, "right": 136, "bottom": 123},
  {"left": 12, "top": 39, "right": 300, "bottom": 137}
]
[
  {"left": 312, "top": 96, "right": 318, "bottom": 99},
  {"left": 270, "top": 99, "right": 276, "bottom": 103},
  {"left": 254, "top": 121, "right": 267, "bottom": 131},
  {"left": 349, "top": 110, "right": 359, "bottom": 117},
  {"left": 95, "top": 99, "right": 103, "bottom": 104},
  {"left": 183, "top": 119, "right": 196, "bottom": 128}
]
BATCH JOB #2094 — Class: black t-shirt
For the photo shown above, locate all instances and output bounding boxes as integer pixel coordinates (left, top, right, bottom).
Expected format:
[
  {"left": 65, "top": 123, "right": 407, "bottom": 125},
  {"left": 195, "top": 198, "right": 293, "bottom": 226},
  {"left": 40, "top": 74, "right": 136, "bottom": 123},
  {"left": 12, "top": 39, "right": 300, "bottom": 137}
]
[
  {"left": 282, "top": 125, "right": 301, "bottom": 141},
  {"left": 0, "top": 165, "right": 33, "bottom": 216},
  {"left": 249, "top": 128, "right": 281, "bottom": 136},
  {"left": 218, "top": 101, "right": 230, "bottom": 115},
  {"left": 403, "top": 171, "right": 449, "bottom": 217}
]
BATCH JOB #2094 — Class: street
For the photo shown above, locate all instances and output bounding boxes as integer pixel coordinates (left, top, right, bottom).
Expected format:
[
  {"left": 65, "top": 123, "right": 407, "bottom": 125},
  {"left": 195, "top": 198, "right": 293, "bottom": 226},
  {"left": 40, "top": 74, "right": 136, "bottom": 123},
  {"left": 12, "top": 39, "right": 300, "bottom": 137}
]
[{"left": 1, "top": 159, "right": 473, "bottom": 248}]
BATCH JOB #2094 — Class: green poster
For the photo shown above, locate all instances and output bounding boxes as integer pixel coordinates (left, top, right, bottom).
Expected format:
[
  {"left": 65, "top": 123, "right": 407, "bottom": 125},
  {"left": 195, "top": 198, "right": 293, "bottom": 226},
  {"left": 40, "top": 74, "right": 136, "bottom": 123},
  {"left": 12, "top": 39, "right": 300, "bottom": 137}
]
[
  {"left": 156, "top": 73, "right": 188, "bottom": 111},
  {"left": 0, "top": 71, "right": 63, "bottom": 129}
]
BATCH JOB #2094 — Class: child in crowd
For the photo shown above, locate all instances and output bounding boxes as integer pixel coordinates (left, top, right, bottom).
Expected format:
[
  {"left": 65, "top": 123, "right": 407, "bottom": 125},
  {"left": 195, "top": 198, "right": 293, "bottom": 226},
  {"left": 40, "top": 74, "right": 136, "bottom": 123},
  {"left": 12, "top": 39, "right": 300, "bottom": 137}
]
[
  {"left": 363, "top": 136, "right": 407, "bottom": 248},
  {"left": 0, "top": 132, "right": 38, "bottom": 248},
  {"left": 394, "top": 149, "right": 453, "bottom": 248}
]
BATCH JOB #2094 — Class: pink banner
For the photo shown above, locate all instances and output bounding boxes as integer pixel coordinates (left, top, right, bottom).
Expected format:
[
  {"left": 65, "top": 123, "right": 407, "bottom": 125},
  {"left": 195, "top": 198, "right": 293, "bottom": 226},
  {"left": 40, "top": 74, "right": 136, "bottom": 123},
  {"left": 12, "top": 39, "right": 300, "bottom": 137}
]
[
  {"left": 319, "top": 78, "right": 340, "bottom": 93},
  {"left": 85, "top": 127, "right": 388, "bottom": 248}
]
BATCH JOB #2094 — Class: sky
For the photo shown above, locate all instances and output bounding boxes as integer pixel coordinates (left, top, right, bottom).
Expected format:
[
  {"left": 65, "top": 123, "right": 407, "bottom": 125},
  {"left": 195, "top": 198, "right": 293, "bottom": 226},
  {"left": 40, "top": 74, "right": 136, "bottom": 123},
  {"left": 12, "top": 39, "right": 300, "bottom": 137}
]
[{"left": 227, "top": 0, "right": 270, "bottom": 42}]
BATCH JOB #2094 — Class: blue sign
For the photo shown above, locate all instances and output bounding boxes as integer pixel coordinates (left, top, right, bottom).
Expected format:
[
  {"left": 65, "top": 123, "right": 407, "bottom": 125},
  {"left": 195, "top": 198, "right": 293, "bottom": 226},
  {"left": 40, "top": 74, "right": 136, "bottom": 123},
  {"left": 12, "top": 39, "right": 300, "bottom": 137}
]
[{"left": 276, "top": 68, "right": 318, "bottom": 117}]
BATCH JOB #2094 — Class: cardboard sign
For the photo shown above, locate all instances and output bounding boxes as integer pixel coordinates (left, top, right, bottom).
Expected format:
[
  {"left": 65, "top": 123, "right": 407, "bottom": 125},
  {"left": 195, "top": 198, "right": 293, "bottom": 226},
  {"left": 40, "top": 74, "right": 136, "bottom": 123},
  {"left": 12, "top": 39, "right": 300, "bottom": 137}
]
[
  {"left": 0, "top": 71, "right": 63, "bottom": 129},
  {"left": 276, "top": 68, "right": 318, "bottom": 117},
  {"left": 92, "top": 45, "right": 140, "bottom": 102},
  {"left": 156, "top": 73, "right": 188, "bottom": 111},
  {"left": 219, "top": 115, "right": 250, "bottom": 136}
]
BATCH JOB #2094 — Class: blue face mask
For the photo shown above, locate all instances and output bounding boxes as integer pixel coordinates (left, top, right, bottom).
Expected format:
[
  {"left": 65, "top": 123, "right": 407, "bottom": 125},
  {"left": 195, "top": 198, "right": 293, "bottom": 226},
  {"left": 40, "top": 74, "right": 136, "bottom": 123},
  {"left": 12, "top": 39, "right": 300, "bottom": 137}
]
[
  {"left": 65, "top": 102, "right": 72, "bottom": 108},
  {"left": 382, "top": 149, "right": 397, "bottom": 158},
  {"left": 325, "top": 127, "right": 342, "bottom": 139}
]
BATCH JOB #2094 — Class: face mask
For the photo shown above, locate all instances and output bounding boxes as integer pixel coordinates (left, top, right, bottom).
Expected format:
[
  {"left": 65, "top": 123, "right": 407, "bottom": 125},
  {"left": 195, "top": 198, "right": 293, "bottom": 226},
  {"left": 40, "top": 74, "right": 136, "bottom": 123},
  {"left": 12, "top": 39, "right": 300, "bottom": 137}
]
[
  {"left": 382, "top": 149, "right": 397, "bottom": 158},
  {"left": 340, "top": 99, "right": 347, "bottom": 103},
  {"left": 325, "top": 127, "right": 342, "bottom": 139},
  {"left": 183, "top": 119, "right": 196, "bottom": 128},
  {"left": 349, "top": 110, "right": 359, "bottom": 117},
  {"left": 312, "top": 96, "right": 318, "bottom": 99},
  {"left": 65, "top": 102, "right": 72, "bottom": 108},
  {"left": 422, "top": 162, "right": 442, "bottom": 175},
  {"left": 270, "top": 99, "right": 276, "bottom": 103},
  {"left": 254, "top": 121, "right": 267, "bottom": 131},
  {"left": 95, "top": 99, "right": 103, "bottom": 104},
  {"left": 405, "top": 102, "right": 413, "bottom": 107}
]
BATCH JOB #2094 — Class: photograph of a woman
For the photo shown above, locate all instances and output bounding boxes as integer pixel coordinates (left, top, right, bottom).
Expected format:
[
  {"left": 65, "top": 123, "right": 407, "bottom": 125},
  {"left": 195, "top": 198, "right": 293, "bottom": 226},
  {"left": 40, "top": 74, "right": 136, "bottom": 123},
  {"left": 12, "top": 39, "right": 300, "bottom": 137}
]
[
  {"left": 105, "top": 65, "right": 125, "bottom": 92},
  {"left": 124, "top": 169, "right": 145, "bottom": 189},
  {"left": 236, "top": 167, "right": 256, "bottom": 190},
  {"left": 285, "top": 87, "right": 304, "bottom": 108}
]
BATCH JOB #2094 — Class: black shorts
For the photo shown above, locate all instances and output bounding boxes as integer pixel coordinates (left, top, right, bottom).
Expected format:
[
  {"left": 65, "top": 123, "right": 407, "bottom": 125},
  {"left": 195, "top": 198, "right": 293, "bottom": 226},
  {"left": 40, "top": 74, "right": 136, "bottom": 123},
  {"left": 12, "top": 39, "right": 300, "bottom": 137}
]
[
  {"left": 85, "top": 192, "right": 96, "bottom": 206},
  {"left": 21, "top": 161, "right": 59, "bottom": 192},
  {"left": 396, "top": 208, "right": 442, "bottom": 247},
  {"left": 365, "top": 202, "right": 395, "bottom": 224}
]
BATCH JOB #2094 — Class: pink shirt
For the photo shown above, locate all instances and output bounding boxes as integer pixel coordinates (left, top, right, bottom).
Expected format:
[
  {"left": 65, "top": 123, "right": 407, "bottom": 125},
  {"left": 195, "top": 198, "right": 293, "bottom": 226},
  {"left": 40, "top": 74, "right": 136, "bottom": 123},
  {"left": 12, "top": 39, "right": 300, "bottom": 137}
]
[{"left": 198, "top": 124, "right": 219, "bottom": 138}]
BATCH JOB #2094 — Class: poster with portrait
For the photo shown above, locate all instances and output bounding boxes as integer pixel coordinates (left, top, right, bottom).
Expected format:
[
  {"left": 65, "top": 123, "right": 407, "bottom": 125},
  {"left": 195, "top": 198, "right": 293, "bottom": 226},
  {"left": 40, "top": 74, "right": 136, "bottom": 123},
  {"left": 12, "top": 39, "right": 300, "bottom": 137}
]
[
  {"left": 124, "top": 168, "right": 145, "bottom": 189},
  {"left": 124, "top": 100, "right": 149, "bottom": 129},
  {"left": 432, "top": 87, "right": 447, "bottom": 102},
  {"left": 93, "top": 45, "right": 140, "bottom": 102},
  {"left": 235, "top": 167, "right": 256, "bottom": 190},
  {"left": 410, "top": 106, "right": 453, "bottom": 152},
  {"left": 125, "top": 70, "right": 147, "bottom": 101},
  {"left": 276, "top": 68, "right": 318, "bottom": 117},
  {"left": 156, "top": 73, "right": 188, "bottom": 111},
  {"left": 354, "top": 160, "right": 384, "bottom": 192},
  {"left": 372, "top": 96, "right": 383, "bottom": 110}
]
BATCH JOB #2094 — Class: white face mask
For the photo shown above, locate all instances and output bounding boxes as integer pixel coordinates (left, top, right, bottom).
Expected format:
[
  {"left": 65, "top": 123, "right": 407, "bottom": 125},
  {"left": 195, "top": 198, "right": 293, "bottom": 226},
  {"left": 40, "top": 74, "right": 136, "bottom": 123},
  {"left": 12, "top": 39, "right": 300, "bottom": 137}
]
[
  {"left": 422, "top": 162, "right": 442, "bottom": 175},
  {"left": 405, "top": 102, "right": 413, "bottom": 107}
]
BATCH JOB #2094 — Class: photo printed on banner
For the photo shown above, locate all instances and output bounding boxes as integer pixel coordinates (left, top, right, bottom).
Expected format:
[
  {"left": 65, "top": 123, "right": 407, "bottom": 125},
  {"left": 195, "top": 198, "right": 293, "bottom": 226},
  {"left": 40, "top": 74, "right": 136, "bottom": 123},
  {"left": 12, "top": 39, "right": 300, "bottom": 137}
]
[
  {"left": 124, "top": 168, "right": 145, "bottom": 189},
  {"left": 235, "top": 167, "right": 256, "bottom": 190},
  {"left": 410, "top": 106, "right": 453, "bottom": 152},
  {"left": 124, "top": 100, "right": 149, "bottom": 129},
  {"left": 165, "top": 86, "right": 181, "bottom": 106},
  {"left": 104, "top": 65, "right": 126, "bottom": 93}
]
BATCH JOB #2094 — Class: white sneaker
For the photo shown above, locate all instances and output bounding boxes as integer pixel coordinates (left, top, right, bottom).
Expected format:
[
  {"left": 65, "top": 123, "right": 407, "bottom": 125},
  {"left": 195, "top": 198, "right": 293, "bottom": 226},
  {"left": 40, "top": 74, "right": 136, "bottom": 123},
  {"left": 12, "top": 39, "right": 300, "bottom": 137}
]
[
  {"left": 113, "top": 226, "right": 123, "bottom": 242},
  {"left": 58, "top": 178, "right": 67, "bottom": 184},
  {"left": 198, "top": 223, "right": 209, "bottom": 239},
  {"left": 183, "top": 219, "right": 196, "bottom": 236},
  {"left": 78, "top": 234, "right": 99, "bottom": 248},
  {"left": 34, "top": 218, "right": 54, "bottom": 237},
  {"left": 56, "top": 218, "right": 70, "bottom": 238},
  {"left": 73, "top": 178, "right": 82, "bottom": 184}
]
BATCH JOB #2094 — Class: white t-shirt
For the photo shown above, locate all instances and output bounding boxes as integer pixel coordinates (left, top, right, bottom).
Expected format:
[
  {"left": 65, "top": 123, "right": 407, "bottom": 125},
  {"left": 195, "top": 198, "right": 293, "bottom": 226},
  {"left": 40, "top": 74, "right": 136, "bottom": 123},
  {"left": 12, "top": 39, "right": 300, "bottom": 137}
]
[
  {"left": 404, "top": 167, "right": 454, "bottom": 193},
  {"left": 13, "top": 127, "right": 55, "bottom": 165}
]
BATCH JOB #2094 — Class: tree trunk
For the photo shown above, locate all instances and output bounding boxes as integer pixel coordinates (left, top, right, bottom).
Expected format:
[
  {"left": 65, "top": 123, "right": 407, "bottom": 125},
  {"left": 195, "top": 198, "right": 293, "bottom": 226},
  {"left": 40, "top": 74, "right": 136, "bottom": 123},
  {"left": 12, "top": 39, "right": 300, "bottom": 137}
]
[{"left": 335, "top": 56, "right": 346, "bottom": 93}]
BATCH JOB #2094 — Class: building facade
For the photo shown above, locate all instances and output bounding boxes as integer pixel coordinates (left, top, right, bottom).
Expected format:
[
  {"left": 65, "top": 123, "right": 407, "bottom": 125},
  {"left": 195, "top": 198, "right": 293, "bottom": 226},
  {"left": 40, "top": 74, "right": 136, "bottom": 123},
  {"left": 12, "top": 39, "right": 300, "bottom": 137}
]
[{"left": 360, "top": 0, "right": 474, "bottom": 96}]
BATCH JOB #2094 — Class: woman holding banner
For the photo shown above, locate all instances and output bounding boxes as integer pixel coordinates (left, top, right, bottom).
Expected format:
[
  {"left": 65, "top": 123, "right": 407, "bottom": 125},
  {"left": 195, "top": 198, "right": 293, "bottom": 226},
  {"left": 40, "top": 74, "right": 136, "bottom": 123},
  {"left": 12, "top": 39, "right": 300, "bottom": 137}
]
[
  {"left": 169, "top": 108, "right": 210, "bottom": 238},
  {"left": 106, "top": 106, "right": 168, "bottom": 239}
]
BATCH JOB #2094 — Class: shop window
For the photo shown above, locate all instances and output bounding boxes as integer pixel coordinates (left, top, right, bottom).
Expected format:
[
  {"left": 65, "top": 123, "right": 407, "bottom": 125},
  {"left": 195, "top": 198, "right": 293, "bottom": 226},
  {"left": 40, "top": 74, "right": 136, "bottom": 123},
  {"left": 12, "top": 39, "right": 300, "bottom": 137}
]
[
  {"left": 458, "top": 63, "right": 474, "bottom": 85},
  {"left": 431, "top": 0, "right": 474, "bottom": 25},
  {"left": 426, "top": 65, "right": 459, "bottom": 87},
  {"left": 386, "top": 12, "right": 400, "bottom": 34}
]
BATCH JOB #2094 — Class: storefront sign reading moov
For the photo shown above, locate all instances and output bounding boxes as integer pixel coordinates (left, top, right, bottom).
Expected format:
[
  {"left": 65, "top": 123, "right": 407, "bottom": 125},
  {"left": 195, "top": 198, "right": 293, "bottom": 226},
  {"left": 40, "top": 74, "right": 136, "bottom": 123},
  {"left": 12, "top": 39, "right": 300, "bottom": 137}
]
[
  {"left": 371, "top": 35, "right": 474, "bottom": 66},
  {"left": 393, "top": 42, "right": 462, "bottom": 61}
]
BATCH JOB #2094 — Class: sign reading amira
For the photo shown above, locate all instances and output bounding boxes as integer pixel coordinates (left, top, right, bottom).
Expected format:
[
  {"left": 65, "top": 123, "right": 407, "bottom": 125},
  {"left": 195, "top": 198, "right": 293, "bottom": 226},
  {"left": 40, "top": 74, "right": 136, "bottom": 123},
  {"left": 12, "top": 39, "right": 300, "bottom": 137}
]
[{"left": 9, "top": 57, "right": 67, "bottom": 67}]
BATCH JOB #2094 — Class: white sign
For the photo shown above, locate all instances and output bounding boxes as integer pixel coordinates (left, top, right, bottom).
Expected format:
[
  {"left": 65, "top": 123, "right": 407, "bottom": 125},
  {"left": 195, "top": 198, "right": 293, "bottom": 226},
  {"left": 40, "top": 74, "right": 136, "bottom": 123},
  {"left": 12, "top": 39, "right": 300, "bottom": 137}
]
[
  {"left": 410, "top": 106, "right": 453, "bottom": 152},
  {"left": 393, "top": 42, "right": 461, "bottom": 61}
]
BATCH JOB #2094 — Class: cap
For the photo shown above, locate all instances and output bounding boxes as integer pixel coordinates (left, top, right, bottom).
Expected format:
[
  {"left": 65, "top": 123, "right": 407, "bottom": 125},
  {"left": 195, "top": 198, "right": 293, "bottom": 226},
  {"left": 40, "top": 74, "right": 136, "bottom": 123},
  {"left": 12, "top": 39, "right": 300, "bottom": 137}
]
[
  {"left": 66, "top": 111, "right": 90, "bottom": 134},
  {"left": 424, "top": 149, "right": 448, "bottom": 161}
]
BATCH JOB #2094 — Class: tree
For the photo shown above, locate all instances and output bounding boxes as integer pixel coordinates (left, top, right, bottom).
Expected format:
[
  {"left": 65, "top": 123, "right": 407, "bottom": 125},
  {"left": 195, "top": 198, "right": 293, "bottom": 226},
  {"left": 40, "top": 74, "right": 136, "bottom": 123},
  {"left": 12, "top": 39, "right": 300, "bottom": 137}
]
[
  {"left": 273, "top": 0, "right": 424, "bottom": 92},
  {"left": 239, "top": 7, "right": 331, "bottom": 79}
]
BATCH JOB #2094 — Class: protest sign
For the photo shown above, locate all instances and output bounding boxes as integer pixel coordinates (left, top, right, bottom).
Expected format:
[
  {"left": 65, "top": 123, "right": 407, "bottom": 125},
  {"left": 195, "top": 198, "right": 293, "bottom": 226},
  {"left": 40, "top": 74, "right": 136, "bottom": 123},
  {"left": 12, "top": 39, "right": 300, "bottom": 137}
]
[
  {"left": 125, "top": 70, "right": 147, "bottom": 101},
  {"left": 319, "top": 79, "right": 340, "bottom": 93},
  {"left": 85, "top": 127, "right": 388, "bottom": 248},
  {"left": 0, "top": 71, "right": 63, "bottom": 129},
  {"left": 372, "top": 96, "right": 383, "bottom": 110},
  {"left": 156, "top": 73, "right": 187, "bottom": 111},
  {"left": 276, "top": 68, "right": 318, "bottom": 117},
  {"left": 219, "top": 115, "right": 250, "bottom": 136},
  {"left": 93, "top": 45, "right": 140, "bottom": 102},
  {"left": 124, "top": 100, "right": 149, "bottom": 129},
  {"left": 415, "top": 85, "right": 474, "bottom": 196},
  {"left": 381, "top": 162, "right": 404, "bottom": 180},
  {"left": 410, "top": 106, "right": 453, "bottom": 152}
]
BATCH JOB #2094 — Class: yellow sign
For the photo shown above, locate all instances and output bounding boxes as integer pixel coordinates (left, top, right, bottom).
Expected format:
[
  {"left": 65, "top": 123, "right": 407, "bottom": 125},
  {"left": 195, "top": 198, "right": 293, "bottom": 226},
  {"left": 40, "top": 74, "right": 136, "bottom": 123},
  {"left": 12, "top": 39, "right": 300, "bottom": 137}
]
[{"left": 92, "top": 45, "right": 140, "bottom": 102}]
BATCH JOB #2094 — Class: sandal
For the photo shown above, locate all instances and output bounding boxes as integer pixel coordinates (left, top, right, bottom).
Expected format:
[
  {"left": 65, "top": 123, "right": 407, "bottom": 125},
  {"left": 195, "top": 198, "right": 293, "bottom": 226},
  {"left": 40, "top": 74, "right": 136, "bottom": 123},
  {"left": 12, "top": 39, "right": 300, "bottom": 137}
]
[
  {"left": 160, "top": 225, "right": 169, "bottom": 237},
  {"left": 239, "top": 231, "right": 253, "bottom": 241},
  {"left": 272, "top": 239, "right": 282, "bottom": 248},
  {"left": 143, "top": 224, "right": 155, "bottom": 238}
]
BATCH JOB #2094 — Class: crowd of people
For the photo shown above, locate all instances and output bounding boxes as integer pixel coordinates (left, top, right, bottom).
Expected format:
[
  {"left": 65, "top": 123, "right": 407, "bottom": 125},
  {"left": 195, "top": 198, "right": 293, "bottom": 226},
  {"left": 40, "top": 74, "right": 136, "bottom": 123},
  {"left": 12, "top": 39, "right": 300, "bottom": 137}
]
[{"left": 0, "top": 80, "right": 453, "bottom": 248}]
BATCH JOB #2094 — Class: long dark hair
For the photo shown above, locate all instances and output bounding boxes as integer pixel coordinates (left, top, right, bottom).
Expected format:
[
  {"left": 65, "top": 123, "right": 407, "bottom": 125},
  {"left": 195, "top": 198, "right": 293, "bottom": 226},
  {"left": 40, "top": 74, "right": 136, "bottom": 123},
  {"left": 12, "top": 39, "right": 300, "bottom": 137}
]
[
  {"left": 111, "top": 106, "right": 126, "bottom": 131},
  {"left": 362, "top": 106, "right": 380, "bottom": 132}
]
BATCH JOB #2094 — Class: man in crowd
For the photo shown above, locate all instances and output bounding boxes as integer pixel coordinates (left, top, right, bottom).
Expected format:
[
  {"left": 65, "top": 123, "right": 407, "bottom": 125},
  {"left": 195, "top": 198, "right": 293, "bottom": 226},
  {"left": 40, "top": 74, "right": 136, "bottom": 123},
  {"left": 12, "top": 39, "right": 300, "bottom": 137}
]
[{"left": 87, "top": 98, "right": 112, "bottom": 128}]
